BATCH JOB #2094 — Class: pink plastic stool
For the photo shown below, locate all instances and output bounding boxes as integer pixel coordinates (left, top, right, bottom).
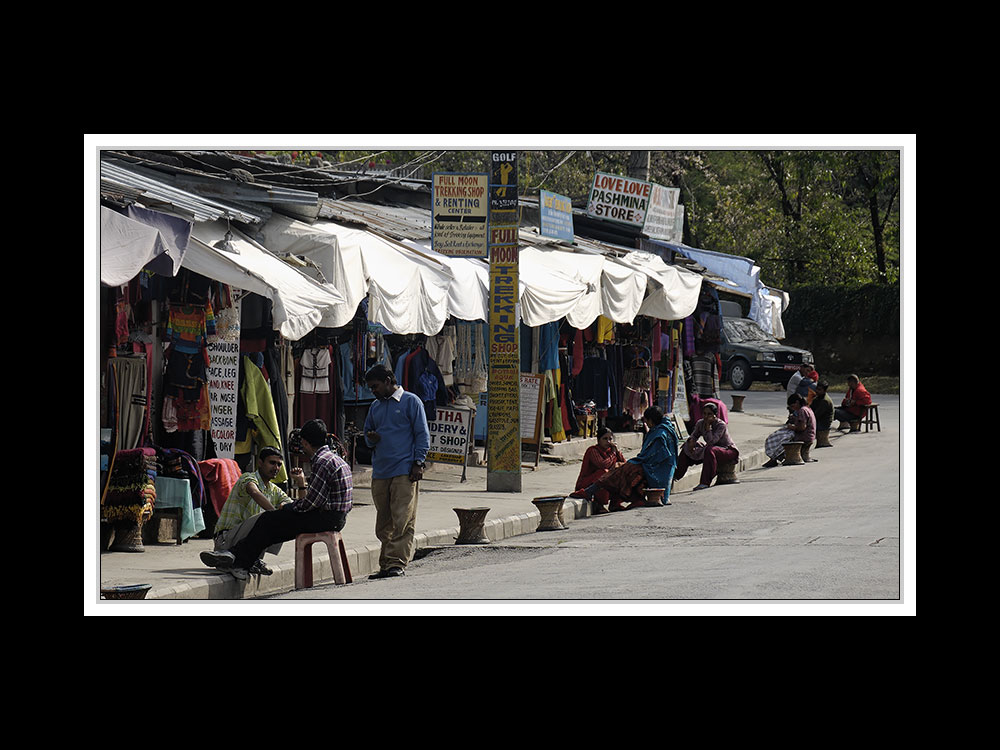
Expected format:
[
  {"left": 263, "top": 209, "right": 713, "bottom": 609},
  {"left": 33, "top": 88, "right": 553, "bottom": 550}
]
[{"left": 294, "top": 531, "right": 353, "bottom": 589}]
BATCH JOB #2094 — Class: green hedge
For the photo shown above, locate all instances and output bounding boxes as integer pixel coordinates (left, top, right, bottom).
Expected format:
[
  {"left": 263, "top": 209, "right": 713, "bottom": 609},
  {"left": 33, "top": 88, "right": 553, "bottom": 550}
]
[
  {"left": 782, "top": 283, "right": 900, "bottom": 337},
  {"left": 781, "top": 283, "right": 900, "bottom": 375}
]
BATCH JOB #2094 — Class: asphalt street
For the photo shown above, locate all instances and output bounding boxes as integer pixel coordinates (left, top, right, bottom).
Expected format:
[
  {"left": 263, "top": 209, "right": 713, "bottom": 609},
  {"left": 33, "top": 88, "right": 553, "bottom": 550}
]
[{"left": 266, "top": 393, "right": 904, "bottom": 612}]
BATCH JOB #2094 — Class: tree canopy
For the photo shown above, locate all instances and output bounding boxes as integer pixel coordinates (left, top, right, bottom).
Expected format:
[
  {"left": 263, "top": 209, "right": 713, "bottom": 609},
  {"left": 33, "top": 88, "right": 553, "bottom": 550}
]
[{"left": 245, "top": 148, "right": 901, "bottom": 288}]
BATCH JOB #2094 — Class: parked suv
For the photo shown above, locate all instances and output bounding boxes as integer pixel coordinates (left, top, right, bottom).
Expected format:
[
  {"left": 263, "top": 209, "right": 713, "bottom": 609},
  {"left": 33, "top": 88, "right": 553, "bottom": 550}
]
[{"left": 718, "top": 302, "right": 814, "bottom": 390}]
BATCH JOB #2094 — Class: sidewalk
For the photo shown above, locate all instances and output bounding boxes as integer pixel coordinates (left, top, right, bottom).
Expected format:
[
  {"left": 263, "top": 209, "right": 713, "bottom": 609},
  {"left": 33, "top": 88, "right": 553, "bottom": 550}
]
[{"left": 96, "top": 402, "right": 797, "bottom": 601}]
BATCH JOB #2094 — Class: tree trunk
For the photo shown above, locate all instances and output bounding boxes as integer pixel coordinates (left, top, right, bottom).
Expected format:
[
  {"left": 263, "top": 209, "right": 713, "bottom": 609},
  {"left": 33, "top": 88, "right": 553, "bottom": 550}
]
[
  {"left": 869, "top": 192, "right": 888, "bottom": 283},
  {"left": 628, "top": 151, "right": 650, "bottom": 180}
]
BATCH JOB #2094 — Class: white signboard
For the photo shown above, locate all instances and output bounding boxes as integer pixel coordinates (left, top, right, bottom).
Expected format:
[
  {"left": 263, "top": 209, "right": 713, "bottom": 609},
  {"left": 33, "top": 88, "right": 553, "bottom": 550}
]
[
  {"left": 644, "top": 183, "right": 681, "bottom": 241},
  {"left": 207, "top": 292, "right": 242, "bottom": 459},
  {"left": 586, "top": 172, "right": 652, "bottom": 227},
  {"left": 427, "top": 406, "right": 475, "bottom": 466}
]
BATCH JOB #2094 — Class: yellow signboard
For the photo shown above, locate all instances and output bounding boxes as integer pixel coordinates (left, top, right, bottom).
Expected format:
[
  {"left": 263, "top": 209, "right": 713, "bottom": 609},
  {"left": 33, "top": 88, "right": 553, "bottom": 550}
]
[
  {"left": 487, "top": 244, "right": 521, "bottom": 475},
  {"left": 432, "top": 172, "right": 489, "bottom": 257}
]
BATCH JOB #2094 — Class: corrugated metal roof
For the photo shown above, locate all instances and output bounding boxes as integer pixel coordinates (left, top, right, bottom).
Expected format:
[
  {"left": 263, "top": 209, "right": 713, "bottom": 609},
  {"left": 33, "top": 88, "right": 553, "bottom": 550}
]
[
  {"left": 100, "top": 160, "right": 271, "bottom": 224},
  {"left": 318, "top": 198, "right": 431, "bottom": 240}
]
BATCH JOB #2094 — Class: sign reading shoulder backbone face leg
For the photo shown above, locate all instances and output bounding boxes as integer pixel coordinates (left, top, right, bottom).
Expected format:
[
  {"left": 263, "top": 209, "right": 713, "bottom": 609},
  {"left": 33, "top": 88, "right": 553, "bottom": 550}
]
[{"left": 432, "top": 172, "right": 489, "bottom": 257}]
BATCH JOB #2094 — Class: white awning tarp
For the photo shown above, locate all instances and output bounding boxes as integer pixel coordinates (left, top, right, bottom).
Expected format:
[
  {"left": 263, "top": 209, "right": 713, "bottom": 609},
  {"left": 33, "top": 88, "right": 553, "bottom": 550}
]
[
  {"left": 101, "top": 207, "right": 177, "bottom": 287},
  {"left": 518, "top": 245, "right": 592, "bottom": 327},
  {"left": 613, "top": 250, "right": 703, "bottom": 321},
  {"left": 402, "top": 239, "right": 489, "bottom": 322},
  {"left": 255, "top": 214, "right": 366, "bottom": 329},
  {"left": 355, "top": 230, "right": 453, "bottom": 336},
  {"left": 518, "top": 245, "right": 647, "bottom": 328},
  {"left": 184, "top": 220, "right": 346, "bottom": 342},
  {"left": 126, "top": 205, "right": 191, "bottom": 277},
  {"left": 258, "top": 217, "right": 463, "bottom": 334}
]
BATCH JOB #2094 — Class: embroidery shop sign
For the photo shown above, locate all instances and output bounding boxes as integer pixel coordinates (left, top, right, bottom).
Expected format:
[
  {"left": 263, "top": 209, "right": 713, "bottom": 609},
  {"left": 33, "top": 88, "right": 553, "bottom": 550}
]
[{"left": 426, "top": 406, "right": 474, "bottom": 466}]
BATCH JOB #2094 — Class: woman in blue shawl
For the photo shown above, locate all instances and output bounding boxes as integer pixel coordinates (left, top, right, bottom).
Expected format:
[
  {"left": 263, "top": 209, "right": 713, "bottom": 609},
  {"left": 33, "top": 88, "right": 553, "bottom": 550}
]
[
  {"left": 572, "top": 406, "right": 679, "bottom": 511},
  {"left": 628, "top": 406, "right": 679, "bottom": 499}
]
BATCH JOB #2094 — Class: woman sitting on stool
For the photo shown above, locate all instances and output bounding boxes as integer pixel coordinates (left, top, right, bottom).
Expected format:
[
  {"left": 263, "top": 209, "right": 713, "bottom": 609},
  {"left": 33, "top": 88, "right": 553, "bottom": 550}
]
[
  {"left": 763, "top": 393, "right": 815, "bottom": 467},
  {"left": 674, "top": 403, "right": 739, "bottom": 490},
  {"left": 572, "top": 427, "right": 627, "bottom": 514}
]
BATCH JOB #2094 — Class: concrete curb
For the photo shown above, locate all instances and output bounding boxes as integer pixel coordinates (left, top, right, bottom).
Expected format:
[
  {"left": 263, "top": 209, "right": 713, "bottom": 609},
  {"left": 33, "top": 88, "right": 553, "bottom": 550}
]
[{"left": 146, "top": 444, "right": 773, "bottom": 601}]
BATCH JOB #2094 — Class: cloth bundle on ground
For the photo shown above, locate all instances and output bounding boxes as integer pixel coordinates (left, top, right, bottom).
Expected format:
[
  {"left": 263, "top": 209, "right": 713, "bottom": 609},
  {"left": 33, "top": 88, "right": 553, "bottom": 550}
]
[
  {"left": 103, "top": 449, "right": 157, "bottom": 523},
  {"left": 159, "top": 448, "right": 207, "bottom": 509}
]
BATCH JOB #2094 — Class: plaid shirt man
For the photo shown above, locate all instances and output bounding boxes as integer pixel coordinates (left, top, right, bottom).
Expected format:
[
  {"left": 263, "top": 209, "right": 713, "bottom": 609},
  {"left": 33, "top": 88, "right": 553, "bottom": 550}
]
[{"left": 293, "top": 445, "right": 353, "bottom": 513}]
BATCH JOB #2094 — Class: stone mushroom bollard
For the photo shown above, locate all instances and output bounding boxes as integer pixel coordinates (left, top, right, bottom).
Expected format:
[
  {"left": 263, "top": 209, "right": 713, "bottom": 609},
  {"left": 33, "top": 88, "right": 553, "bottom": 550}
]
[
  {"left": 731, "top": 394, "right": 746, "bottom": 412},
  {"left": 453, "top": 507, "right": 491, "bottom": 544},
  {"left": 815, "top": 429, "right": 833, "bottom": 448},
  {"left": 716, "top": 461, "right": 740, "bottom": 485},
  {"left": 533, "top": 496, "right": 568, "bottom": 531},
  {"left": 782, "top": 442, "right": 805, "bottom": 465}
]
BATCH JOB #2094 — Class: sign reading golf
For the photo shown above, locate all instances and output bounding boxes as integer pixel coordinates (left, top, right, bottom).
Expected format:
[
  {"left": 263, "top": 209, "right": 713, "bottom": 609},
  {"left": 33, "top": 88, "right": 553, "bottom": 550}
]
[{"left": 432, "top": 172, "right": 489, "bottom": 257}]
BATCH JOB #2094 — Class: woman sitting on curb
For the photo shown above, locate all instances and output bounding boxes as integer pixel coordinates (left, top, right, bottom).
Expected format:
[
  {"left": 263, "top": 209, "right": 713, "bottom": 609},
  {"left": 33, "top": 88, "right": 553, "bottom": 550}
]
[
  {"left": 674, "top": 403, "right": 739, "bottom": 490},
  {"left": 571, "top": 407, "right": 679, "bottom": 511},
  {"left": 572, "top": 427, "right": 627, "bottom": 513}
]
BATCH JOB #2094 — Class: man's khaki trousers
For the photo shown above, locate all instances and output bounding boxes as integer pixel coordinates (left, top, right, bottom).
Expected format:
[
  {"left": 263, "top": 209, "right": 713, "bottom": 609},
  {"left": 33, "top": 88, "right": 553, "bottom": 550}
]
[{"left": 371, "top": 475, "right": 419, "bottom": 572}]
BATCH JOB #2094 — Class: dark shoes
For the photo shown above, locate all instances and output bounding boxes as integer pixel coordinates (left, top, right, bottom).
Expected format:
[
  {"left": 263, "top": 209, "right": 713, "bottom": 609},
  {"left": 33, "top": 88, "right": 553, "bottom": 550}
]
[
  {"left": 369, "top": 567, "right": 406, "bottom": 579},
  {"left": 200, "top": 549, "right": 235, "bottom": 569},
  {"left": 249, "top": 559, "right": 273, "bottom": 576}
]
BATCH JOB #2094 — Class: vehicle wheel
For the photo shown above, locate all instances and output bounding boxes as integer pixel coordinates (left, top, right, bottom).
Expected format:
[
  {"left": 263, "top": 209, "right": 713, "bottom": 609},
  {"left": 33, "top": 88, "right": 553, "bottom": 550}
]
[{"left": 729, "top": 360, "right": 753, "bottom": 390}]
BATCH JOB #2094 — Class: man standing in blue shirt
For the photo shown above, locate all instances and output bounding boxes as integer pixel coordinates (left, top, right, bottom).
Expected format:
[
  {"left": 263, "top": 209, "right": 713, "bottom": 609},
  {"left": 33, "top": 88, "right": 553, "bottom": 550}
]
[{"left": 363, "top": 364, "right": 430, "bottom": 579}]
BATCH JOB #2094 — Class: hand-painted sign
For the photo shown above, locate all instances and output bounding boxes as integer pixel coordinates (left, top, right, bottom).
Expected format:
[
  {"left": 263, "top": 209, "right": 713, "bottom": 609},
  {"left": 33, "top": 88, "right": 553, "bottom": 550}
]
[
  {"left": 540, "top": 189, "right": 574, "bottom": 241},
  {"left": 432, "top": 172, "right": 488, "bottom": 257},
  {"left": 644, "top": 183, "right": 681, "bottom": 241},
  {"left": 427, "top": 406, "right": 474, "bottom": 466},
  {"left": 490, "top": 151, "right": 518, "bottom": 211},
  {"left": 487, "top": 244, "right": 521, "bottom": 478},
  {"left": 586, "top": 172, "right": 652, "bottom": 227},
  {"left": 207, "top": 291, "right": 243, "bottom": 459}
]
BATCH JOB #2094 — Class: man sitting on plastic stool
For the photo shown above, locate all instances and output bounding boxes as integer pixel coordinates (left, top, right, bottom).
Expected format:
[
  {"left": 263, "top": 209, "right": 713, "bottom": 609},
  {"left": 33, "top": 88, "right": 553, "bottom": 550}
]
[
  {"left": 202, "top": 419, "right": 352, "bottom": 581},
  {"left": 200, "top": 446, "right": 295, "bottom": 578}
]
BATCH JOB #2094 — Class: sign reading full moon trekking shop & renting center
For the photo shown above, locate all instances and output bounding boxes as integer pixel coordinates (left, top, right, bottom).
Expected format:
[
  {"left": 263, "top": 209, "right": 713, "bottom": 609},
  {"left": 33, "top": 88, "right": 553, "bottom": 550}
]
[{"left": 432, "top": 172, "right": 489, "bottom": 257}]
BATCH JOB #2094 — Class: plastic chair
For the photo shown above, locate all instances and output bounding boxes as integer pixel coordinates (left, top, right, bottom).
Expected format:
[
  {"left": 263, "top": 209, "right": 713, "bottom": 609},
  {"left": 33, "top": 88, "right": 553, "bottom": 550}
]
[{"left": 294, "top": 531, "right": 353, "bottom": 589}]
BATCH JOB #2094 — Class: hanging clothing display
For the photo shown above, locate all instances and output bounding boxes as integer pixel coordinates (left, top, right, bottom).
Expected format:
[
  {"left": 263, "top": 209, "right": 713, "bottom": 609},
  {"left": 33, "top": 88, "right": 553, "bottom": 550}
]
[
  {"left": 299, "top": 347, "right": 332, "bottom": 394},
  {"left": 576, "top": 357, "right": 611, "bottom": 410},
  {"left": 394, "top": 346, "right": 450, "bottom": 422},
  {"left": 297, "top": 345, "right": 336, "bottom": 430},
  {"left": 596, "top": 315, "right": 615, "bottom": 343},
  {"left": 623, "top": 366, "right": 651, "bottom": 422},
  {"left": 198, "top": 458, "right": 243, "bottom": 516},
  {"left": 425, "top": 325, "right": 457, "bottom": 386},
  {"left": 685, "top": 353, "right": 720, "bottom": 399},
  {"left": 235, "top": 355, "right": 287, "bottom": 484},
  {"left": 107, "top": 355, "right": 147, "bottom": 451},
  {"left": 167, "top": 302, "right": 216, "bottom": 353},
  {"left": 454, "top": 322, "right": 487, "bottom": 394}
]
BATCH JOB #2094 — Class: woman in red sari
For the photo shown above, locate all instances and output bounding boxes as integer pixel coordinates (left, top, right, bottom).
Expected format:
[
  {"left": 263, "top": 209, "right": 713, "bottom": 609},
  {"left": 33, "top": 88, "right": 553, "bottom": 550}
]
[{"left": 573, "top": 428, "right": 628, "bottom": 513}]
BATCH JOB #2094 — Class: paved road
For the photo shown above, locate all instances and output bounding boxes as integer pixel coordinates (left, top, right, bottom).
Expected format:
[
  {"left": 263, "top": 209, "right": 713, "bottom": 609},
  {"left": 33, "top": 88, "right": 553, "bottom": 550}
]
[{"left": 268, "top": 395, "right": 904, "bottom": 612}]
